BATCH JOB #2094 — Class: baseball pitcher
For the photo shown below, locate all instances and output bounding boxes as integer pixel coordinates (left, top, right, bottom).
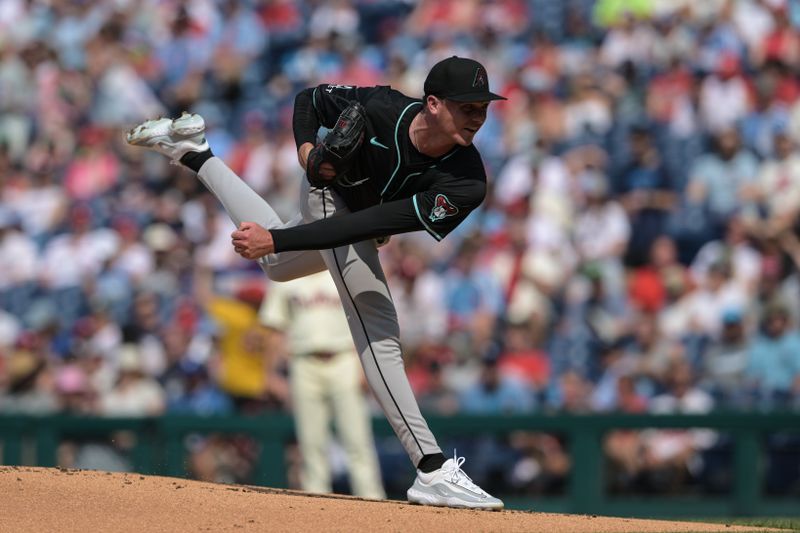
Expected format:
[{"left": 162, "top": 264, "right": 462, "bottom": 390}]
[{"left": 127, "top": 56, "right": 506, "bottom": 509}]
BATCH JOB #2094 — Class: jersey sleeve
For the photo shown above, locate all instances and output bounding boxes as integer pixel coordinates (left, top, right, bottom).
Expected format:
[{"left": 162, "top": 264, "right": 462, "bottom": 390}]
[
  {"left": 258, "top": 282, "right": 289, "bottom": 331},
  {"left": 269, "top": 176, "right": 487, "bottom": 252},
  {"left": 270, "top": 199, "right": 424, "bottom": 252},
  {"left": 293, "top": 84, "right": 386, "bottom": 148},
  {"left": 412, "top": 177, "right": 486, "bottom": 241}
]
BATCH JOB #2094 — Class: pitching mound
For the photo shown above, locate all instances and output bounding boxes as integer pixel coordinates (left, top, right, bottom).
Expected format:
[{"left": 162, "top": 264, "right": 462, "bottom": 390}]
[{"left": 0, "top": 467, "right": 778, "bottom": 532}]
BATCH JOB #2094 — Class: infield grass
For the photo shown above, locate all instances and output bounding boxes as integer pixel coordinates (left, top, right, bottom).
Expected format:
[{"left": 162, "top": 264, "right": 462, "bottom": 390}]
[
  {"left": 712, "top": 517, "right": 800, "bottom": 530},
  {"left": 626, "top": 517, "right": 800, "bottom": 533},
  {"left": 663, "top": 517, "right": 800, "bottom": 533}
]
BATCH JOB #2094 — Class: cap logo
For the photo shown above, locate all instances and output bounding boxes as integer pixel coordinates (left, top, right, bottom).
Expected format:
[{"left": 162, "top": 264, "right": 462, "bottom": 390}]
[{"left": 472, "top": 67, "right": 487, "bottom": 89}]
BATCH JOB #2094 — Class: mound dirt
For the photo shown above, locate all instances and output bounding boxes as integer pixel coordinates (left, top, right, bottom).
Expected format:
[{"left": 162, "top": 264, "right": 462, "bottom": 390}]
[{"left": 0, "top": 467, "right": 778, "bottom": 533}]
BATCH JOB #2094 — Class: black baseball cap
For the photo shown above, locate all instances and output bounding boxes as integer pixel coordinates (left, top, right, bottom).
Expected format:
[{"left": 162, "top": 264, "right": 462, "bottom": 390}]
[{"left": 424, "top": 56, "right": 507, "bottom": 102}]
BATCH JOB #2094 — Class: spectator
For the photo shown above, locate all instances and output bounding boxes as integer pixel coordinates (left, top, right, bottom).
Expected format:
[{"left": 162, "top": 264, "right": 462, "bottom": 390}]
[
  {"left": 603, "top": 374, "right": 649, "bottom": 493},
  {"left": 508, "top": 430, "right": 570, "bottom": 495},
  {"left": 748, "top": 131, "right": 800, "bottom": 239},
  {"left": 615, "top": 124, "right": 676, "bottom": 267},
  {"left": 690, "top": 214, "right": 762, "bottom": 296},
  {"left": 55, "top": 359, "right": 134, "bottom": 472},
  {"left": 135, "top": 223, "right": 185, "bottom": 304},
  {"left": 0, "top": 308, "right": 21, "bottom": 351},
  {"left": 561, "top": 262, "right": 631, "bottom": 373},
  {"left": 487, "top": 200, "right": 561, "bottom": 337},
  {"left": 54, "top": 363, "right": 95, "bottom": 415},
  {"left": 753, "top": 238, "right": 800, "bottom": 322},
  {"left": 99, "top": 344, "right": 166, "bottom": 417},
  {"left": 548, "top": 370, "right": 593, "bottom": 413},
  {"left": 774, "top": 229, "right": 800, "bottom": 321},
  {"left": 460, "top": 356, "right": 535, "bottom": 415},
  {"left": 591, "top": 343, "right": 641, "bottom": 413},
  {"left": 646, "top": 56, "right": 697, "bottom": 138},
  {"left": 3, "top": 170, "right": 68, "bottom": 241},
  {"left": 0, "top": 349, "right": 57, "bottom": 415},
  {"left": 107, "top": 215, "right": 155, "bottom": 284},
  {"left": 684, "top": 260, "right": 748, "bottom": 340},
  {"left": 442, "top": 239, "right": 505, "bottom": 361},
  {"left": 496, "top": 321, "right": 551, "bottom": 396},
  {"left": 642, "top": 360, "right": 715, "bottom": 493},
  {"left": 753, "top": 4, "right": 800, "bottom": 69},
  {"left": 38, "top": 204, "right": 119, "bottom": 326},
  {"left": 121, "top": 291, "right": 168, "bottom": 377},
  {"left": 563, "top": 73, "right": 613, "bottom": 142},
  {"left": 740, "top": 72, "right": 790, "bottom": 159},
  {"left": 627, "top": 311, "right": 681, "bottom": 394},
  {"left": 629, "top": 235, "right": 689, "bottom": 313},
  {"left": 573, "top": 170, "right": 630, "bottom": 298},
  {"left": 385, "top": 239, "right": 447, "bottom": 349},
  {"left": 745, "top": 301, "right": 800, "bottom": 409},
  {"left": 194, "top": 267, "right": 283, "bottom": 413},
  {"left": 699, "top": 54, "right": 752, "bottom": 134},
  {"left": 226, "top": 111, "right": 279, "bottom": 196},
  {"left": 62, "top": 127, "right": 120, "bottom": 200},
  {"left": 685, "top": 127, "right": 760, "bottom": 231},
  {"left": 733, "top": 0, "right": 775, "bottom": 57},
  {"left": 0, "top": 208, "right": 38, "bottom": 319},
  {"left": 701, "top": 308, "right": 750, "bottom": 407},
  {"left": 164, "top": 360, "right": 233, "bottom": 416},
  {"left": 598, "top": 12, "right": 656, "bottom": 69},
  {"left": 309, "top": 0, "right": 360, "bottom": 40},
  {"left": 417, "top": 359, "right": 460, "bottom": 416}
]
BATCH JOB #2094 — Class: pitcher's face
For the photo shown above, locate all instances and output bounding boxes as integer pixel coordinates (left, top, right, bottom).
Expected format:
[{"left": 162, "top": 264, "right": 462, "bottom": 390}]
[{"left": 430, "top": 96, "right": 490, "bottom": 146}]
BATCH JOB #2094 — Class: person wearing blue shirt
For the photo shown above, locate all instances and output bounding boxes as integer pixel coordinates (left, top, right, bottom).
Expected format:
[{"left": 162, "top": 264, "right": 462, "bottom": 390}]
[
  {"left": 746, "top": 302, "right": 800, "bottom": 409},
  {"left": 459, "top": 356, "right": 536, "bottom": 415},
  {"left": 164, "top": 360, "right": 234, "bottom": 416},
  {"left": 686, "top": 128, "right": 760, "bottom": 229},
  {"left": 615, "top": 124, "right": 677, "bottom": 267}
]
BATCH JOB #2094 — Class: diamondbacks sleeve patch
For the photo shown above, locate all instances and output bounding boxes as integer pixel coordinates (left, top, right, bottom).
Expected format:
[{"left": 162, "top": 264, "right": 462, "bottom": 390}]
[
  {"left": 428, "top": 194, "right": 459, "bottom": 222},
  {"left": 412, "top": 179, "right": 485, "bottom": 242}
]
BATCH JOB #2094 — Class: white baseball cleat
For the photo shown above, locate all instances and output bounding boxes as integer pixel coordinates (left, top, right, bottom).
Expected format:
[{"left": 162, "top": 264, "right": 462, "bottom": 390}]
[
  {"left": 126, "top": 112, "right": 209, "bottom": 163},
  {"left": 407, "top": 451, "right": 504, "bottom": 510}
]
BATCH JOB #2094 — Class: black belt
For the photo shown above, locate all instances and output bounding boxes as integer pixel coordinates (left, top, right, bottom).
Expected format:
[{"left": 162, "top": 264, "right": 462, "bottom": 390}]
[{"left": 306, "top": 351, "right": 335, "bottom": 361}]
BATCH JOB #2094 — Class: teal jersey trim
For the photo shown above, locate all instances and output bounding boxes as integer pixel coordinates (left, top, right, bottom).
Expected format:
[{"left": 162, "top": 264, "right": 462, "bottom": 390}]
[
  {"left": 380, "top": 102, "right": 422, "bottom": 197},
  {"left": 312, "top": 87, "right": 318, "bottom": 112},
  {"left": 412, "top": 194, "right": 444, "bottom": 241},
  {"left": 441, "top": 148, "right": 458, "bottom": 161}
]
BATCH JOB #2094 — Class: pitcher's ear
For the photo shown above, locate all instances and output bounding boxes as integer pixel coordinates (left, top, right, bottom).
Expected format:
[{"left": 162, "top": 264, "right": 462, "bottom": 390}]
[{"left": 425, "top": 94, "right": 443, "bottom": 114}]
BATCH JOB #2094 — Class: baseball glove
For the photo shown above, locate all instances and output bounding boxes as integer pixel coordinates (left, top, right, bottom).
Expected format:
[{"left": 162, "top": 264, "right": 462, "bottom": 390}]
[{"left": 306, "top": 102, "right": 367, "bottom": 188}]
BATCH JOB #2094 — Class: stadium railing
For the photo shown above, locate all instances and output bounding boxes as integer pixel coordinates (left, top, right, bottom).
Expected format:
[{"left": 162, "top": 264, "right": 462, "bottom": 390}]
[{"left": 0, "top": 413, "right": 798, "bottom": 517}]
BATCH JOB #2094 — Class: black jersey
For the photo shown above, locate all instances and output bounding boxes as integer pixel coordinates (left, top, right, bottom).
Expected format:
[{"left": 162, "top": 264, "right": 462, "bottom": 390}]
[{"left": 271, "top": 84, "right": 488, "bottom": 253}]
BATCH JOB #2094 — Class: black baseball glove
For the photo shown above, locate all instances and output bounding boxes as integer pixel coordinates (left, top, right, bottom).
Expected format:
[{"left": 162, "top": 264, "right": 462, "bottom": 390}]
[{"left": 306, "top": 102, "right": 367, "bottom": 188}]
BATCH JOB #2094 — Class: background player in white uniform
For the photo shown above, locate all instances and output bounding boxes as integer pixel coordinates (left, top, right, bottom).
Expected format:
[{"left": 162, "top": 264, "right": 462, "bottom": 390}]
[{"left": 259, "top": 271, "right": 385, "bottom": 499}]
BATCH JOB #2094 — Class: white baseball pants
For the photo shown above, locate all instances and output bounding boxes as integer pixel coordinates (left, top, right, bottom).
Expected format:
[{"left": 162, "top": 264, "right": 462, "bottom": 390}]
[{"left": 291, "top": 348, "right": 385, "bottom": 499}]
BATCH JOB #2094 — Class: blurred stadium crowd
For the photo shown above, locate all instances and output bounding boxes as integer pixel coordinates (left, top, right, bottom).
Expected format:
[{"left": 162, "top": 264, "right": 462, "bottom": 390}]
[{"left": 2, "top": 0, "right": 800, "bottom": 496}]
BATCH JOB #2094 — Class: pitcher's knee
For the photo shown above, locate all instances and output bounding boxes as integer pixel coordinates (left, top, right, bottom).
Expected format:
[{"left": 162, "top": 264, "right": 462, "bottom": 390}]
[{"left": 350, "top": 293, "right": 401, "bottom": 339}]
